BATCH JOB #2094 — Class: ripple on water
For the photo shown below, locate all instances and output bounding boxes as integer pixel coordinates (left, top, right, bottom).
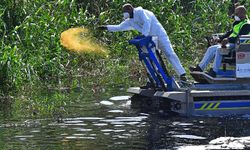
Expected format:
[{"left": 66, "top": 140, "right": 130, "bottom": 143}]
[
  {"left": 48, "top": 123, "right": 87, "bottom": 127},
  {"left": 114, "top": 125, "right": 125, "bottom": 127},
  {"left": 101, "top": 116, "right": 147, "bottom": 126},
  {"left": 172, "top": 122, "right": 194, "bottom": 126},
  {"left": 139, "top": 113, "right": 149, "bottom": 116},
  {"left": 172, "top": 134, "right": 207, "bottom": 140},
  {"left": 108, "top": 110, "right": 124, "bottom": 113},
  {"left": 109, "top": 96, "right": 131, "bottom": 101},
  {"left": 66, "top": 117, "right": 104, "bottom": 120},
  {"left": 15, "top": 135, "right": 34, "bottom": 141},
  {"left": 102, "top": 116, "right": 148, "bottom": 123},
  {"left": 113, "top": 135, "right": 129, "bottom": 139},
  {"left": 74, "top": 128, "right": 93, "bottom": 132},
  {"left": 65, "top": 136, "right": 95, "bottom": 140},
  {"left": 73, "top": 133, "right": 86, "bottom": 136},
  {"left": 93, "top": 123, "right": 108, "bottom": 126},
  {"left": 100, "top": 100, "right": 114, "bottom": 106},
  {"left": 101, "top": 129, "right": 126, "bottom": 133},
  {"left": 30, "top": 130, "right": 40, "bottom": 133},
  {"left": 15, "top": 135, "right": 34, "bottom": 138},
  {"left": 63, "top": 120, "right": 83, "bottom": 124}
]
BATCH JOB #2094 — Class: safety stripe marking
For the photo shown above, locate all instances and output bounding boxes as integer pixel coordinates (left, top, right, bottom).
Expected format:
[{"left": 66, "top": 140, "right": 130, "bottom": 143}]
[
  {"left": 199, "top": 103, "right": 208, "bottom": 110},
  {"left": 196, "top": 102, "right": 222, "bottom": 110},
  {"left": 198, "top": 102, "right": 221, "bottom": 110},
  {"left": 213, "top": 103, "right": 220, "bottom": 109},
  {"left": 206, "top": 103, "right": 214, "bottom": 110},
  {"left": 195, "top": 102, "right": 250, "bottom": 111}
]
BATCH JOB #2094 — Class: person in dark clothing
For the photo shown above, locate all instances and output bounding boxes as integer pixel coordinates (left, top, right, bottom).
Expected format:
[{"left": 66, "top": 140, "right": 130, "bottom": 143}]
[{"left": 190, "top": 5, "right": 250, "bottom": 77}]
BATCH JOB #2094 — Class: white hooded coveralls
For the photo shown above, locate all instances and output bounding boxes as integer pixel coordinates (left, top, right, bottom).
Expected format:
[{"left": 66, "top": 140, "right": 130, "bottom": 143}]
[{"left": 107, "top": 7, "right": 186, "bottom": 76}]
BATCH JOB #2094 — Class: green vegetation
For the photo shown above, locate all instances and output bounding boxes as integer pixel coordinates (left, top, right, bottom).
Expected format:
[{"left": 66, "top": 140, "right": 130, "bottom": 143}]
[{"left": 0, "top": 0, "right": 249, "bottom": 118}]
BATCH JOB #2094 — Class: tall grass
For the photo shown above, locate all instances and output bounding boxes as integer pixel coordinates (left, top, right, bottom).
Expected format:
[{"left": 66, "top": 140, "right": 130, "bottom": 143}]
[{"left": 0, "top": 0, "right": 249, "bottom": 117}]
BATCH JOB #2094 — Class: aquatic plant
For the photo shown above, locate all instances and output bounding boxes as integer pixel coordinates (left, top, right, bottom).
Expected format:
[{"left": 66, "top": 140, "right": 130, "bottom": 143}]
[{"left": 0, "top": 0, "right": 249, "bottom": 117}]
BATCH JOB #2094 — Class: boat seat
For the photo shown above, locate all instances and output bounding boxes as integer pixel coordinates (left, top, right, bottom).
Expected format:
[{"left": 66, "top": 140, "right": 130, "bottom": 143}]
[
  {"left": 219, "top": 36, "right": 250, "bottom": 71},
  {"left": 219, "top": 46, "right": 236, "bottom": 66}
]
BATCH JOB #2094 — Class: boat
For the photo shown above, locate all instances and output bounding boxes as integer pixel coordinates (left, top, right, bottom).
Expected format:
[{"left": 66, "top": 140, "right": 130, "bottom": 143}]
[{"left": 127, "top": 35, "right": 250, "bottom": 116}]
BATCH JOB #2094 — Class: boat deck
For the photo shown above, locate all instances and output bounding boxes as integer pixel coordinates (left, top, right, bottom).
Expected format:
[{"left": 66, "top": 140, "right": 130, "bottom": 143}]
[{"left": 127, "top": 85, "right": 250, "bottom": 116}]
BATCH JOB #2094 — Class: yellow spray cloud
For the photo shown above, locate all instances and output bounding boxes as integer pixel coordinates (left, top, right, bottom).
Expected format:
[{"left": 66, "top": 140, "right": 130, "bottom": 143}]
[{"left": 60, "top": 27, "right": 108, "bottom": 56}]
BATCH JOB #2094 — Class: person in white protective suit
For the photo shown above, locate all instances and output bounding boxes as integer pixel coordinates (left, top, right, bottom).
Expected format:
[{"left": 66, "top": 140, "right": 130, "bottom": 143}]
[{"left": 98, "top": 3, "right": 187, "bottom": 81}]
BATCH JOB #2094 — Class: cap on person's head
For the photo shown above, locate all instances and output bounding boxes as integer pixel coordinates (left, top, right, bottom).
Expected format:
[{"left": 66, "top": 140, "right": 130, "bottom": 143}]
[
  {"left": 122, "top": 3, "right": 133, "bottom": 12},
  {"left": 235, "top": 5, "right": 247, "bottom": 18}
]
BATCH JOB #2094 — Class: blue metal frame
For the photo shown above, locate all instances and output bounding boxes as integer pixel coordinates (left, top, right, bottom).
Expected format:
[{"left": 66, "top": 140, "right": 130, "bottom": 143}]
[
  {"left": 129, "top": 36, "right": 174, "bottom": 91},
  {"left": 217, "top": 69, "right": 235, "bottom": 78}
]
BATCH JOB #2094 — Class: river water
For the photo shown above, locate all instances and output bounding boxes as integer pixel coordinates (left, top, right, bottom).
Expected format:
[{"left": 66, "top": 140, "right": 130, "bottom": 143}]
[{"left": 0, "top": 88, "right": 250, "bottom": 150}]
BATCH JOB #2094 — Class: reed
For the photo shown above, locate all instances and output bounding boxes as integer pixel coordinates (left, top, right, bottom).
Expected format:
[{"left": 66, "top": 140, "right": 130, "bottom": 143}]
[{"left": 0, "top": 0, "right": 249, "bottom": 117}]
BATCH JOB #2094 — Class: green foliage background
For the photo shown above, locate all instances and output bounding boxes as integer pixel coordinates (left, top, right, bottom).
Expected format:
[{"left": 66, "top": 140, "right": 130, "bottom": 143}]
[{"left": 0, "top": 0, "right": 249, "bottom": 117}]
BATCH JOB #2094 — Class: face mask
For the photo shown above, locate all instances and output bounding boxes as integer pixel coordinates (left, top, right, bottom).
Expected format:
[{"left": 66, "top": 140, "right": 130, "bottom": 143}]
[
  {"left": 234, "top": 15, "right": 241, "bottom": 21},
  {"left": 123, "top": 12, "right": 130, "bottom": 20}
]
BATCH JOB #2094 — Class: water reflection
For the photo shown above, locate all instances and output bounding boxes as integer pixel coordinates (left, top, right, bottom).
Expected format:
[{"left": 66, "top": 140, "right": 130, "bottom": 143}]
[
  {"left": 171, "top": 134, "right": 206, "bottom": 140},
  {"left": 109, "top": 96, "right": 131, "bottom": 101},
  {"left": 108, "top": 110, "right": 124, "bottom": 113},
  {"left": 0, "top": 92, "right": 250, "bottom": 149},
  {"left": 100, "top": 100, "right": 114, "bottom": 106}
]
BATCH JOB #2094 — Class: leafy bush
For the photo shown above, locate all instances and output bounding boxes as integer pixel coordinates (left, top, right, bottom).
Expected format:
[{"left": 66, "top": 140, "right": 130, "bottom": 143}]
[{"left": 0, "top": 0, "right": 249, "bottom": 94}]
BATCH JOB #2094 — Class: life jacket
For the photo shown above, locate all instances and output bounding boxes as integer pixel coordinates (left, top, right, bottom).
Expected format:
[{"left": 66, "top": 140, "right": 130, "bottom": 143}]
[{"left": 230, "top": 19, "right": 250, "bottom": 38}]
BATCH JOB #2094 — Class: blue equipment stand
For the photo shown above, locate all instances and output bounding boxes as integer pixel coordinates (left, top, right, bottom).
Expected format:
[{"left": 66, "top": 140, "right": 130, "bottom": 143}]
[{"left": 129, "top": 36, "right": 176, "bottom": 91}]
